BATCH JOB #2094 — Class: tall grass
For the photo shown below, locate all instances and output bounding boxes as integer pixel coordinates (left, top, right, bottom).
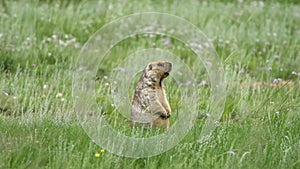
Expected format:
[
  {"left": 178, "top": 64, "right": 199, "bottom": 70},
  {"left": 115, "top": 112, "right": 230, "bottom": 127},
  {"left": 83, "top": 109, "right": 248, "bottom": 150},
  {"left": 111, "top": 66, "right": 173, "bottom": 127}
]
[{"left": 0, "top": 1, "right": 299, "bottom": 168}]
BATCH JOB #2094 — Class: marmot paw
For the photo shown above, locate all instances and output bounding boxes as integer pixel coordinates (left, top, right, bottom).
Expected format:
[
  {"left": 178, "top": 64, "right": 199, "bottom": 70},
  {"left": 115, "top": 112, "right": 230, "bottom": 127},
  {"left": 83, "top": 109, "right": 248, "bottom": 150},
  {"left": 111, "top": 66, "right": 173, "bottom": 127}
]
[{"left": 160, "top": 112, "right": 170, "bottom": 119}]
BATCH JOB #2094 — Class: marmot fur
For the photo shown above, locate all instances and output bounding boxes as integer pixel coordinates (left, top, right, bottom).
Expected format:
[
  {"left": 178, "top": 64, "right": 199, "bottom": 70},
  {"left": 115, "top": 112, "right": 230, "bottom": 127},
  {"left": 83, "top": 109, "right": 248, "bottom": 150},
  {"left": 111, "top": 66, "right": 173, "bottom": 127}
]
[{"left": 131, "top": 61, "right": 172, "bottom": 128}]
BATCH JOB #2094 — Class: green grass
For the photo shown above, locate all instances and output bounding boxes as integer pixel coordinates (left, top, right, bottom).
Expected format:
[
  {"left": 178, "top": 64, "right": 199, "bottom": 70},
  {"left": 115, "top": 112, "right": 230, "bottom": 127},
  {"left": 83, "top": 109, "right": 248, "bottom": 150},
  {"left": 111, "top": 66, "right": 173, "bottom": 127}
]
[{"left": 1, "top": 0, "right": 300, "bottom": 168}]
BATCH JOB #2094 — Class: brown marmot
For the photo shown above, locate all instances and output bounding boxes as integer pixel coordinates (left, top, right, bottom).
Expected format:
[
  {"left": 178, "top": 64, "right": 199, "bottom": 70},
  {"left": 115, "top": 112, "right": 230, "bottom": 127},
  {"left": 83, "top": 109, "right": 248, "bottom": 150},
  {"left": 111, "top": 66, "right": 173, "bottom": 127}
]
[{"left": 131, "top": 61, "right": 172, "bottom": 128}]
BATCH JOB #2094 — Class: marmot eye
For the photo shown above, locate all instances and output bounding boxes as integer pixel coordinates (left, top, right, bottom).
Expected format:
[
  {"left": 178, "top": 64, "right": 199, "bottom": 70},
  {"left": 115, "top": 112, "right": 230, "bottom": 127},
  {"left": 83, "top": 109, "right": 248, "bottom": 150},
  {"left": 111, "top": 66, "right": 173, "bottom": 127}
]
[{"left": 157, "top": 63, "right": 164, "bottom": 67}]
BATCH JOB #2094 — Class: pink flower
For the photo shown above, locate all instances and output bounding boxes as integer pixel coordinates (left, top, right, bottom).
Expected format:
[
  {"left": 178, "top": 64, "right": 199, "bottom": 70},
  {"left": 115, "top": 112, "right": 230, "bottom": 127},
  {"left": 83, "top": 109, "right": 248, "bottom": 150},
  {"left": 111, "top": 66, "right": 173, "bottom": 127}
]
[
  {"left": 268, "top": 67, "right": 272, "bottom": 71},
  {"left": 163, "top": 38, "right": 170, "bottom": 46},
  {"left": 229, "top": 150, "right": 235, "bottom": 156}
]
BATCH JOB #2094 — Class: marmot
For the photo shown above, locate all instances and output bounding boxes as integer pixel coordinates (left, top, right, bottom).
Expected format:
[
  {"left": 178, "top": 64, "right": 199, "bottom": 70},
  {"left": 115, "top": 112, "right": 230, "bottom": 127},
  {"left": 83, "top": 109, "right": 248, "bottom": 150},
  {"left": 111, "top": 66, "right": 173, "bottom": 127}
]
[{"left": 131, "top": 61, "right": 172, "bottom": 128}]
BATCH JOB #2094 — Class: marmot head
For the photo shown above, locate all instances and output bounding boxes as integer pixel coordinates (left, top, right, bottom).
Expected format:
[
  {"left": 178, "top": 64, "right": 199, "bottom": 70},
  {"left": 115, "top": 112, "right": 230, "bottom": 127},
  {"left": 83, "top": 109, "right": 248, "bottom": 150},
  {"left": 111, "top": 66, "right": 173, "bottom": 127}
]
[{"left": 143, "top": 61, "right": 172, "bottom": 86}]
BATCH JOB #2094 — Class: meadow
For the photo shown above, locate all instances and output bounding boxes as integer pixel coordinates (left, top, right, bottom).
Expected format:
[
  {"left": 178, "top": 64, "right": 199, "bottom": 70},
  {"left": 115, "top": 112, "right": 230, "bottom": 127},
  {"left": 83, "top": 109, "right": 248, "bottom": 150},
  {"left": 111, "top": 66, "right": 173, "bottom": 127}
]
[{"left": 0, "top": 0, "right": 300, "bottom": 168}]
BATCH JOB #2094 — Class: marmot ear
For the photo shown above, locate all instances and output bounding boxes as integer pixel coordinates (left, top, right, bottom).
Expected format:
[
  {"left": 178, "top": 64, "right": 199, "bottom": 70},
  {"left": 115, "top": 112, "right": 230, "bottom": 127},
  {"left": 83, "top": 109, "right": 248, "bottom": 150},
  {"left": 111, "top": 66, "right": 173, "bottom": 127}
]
[{"left": 148, "top": 64, "right": 152, "bottom": 70}]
